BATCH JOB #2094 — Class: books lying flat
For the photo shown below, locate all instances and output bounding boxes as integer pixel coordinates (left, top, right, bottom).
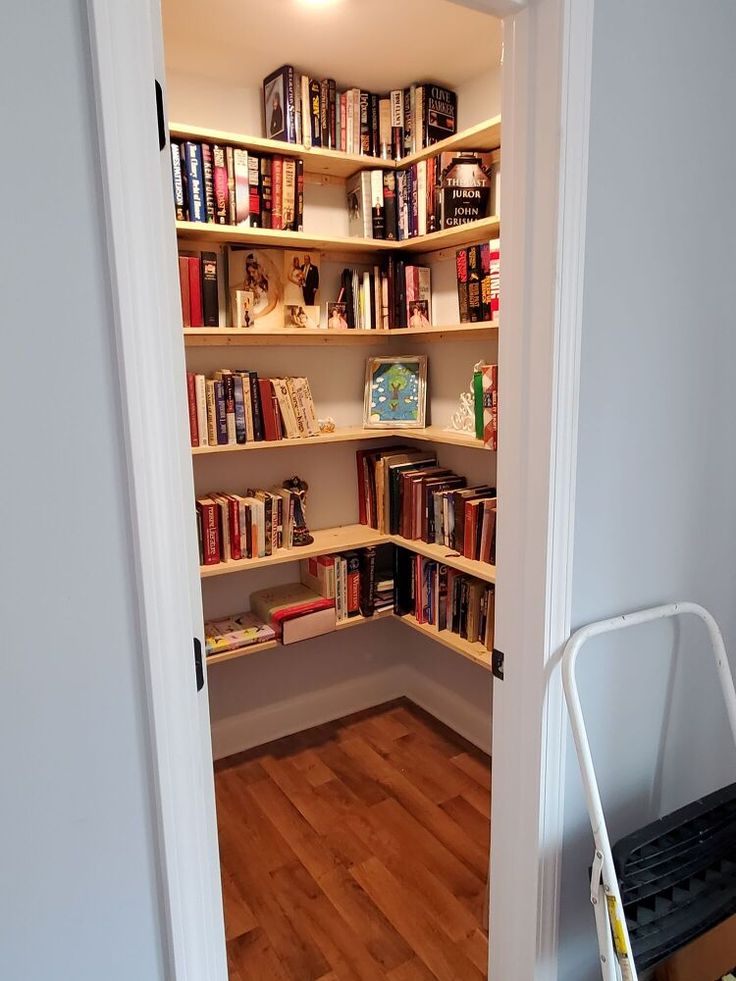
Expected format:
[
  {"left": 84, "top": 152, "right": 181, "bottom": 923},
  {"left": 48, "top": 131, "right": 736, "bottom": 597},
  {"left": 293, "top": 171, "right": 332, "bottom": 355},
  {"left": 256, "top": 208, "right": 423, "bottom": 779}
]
[
  {"left": 250, "top": 582, "right": 337, "bottom": 644},
  {"left": 204, "top": 612, "right": 276, "bottom": 655}
]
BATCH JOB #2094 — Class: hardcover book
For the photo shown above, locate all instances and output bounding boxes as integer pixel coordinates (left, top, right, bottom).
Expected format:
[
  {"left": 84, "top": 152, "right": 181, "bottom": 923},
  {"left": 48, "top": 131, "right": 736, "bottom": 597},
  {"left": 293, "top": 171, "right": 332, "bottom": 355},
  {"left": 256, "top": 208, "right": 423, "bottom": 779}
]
[
  {"left": 233, "top": 149, "right": 249, "bottom": 225},
  {"left": 346, "top": 171, "right": 373, "bottom": 238},
  {"left": 308, "top": 78, "right": 321, "bottom": 147},
  {"left": 204, "top": 612, "right": 276, "bottom": 655},
  {"left": 456, "top": 248, "right": 470, "bottom": 323},
  {"left": 200, "top": 251, "right": 219, "bottom": 327},
  {"left": 183, "top": 142, "right": 205, "bottom": 223},
  {"left": 212, "top": 144, "right": 228, "bottom": 224},
  {"left": 439, "top": 152, "right": 493, "bottom": 228},
  {"left": 420, "top": 83, "right": 457, "bottom": 146},
  {"left": 201, "top": 143, "right": 215, "bottom": 222},
  {"left": 263, "top": 65, "right": 297, "bottom": 143},
  {"left": 170, "top": 142, "right": 186, "bottom": 220}
]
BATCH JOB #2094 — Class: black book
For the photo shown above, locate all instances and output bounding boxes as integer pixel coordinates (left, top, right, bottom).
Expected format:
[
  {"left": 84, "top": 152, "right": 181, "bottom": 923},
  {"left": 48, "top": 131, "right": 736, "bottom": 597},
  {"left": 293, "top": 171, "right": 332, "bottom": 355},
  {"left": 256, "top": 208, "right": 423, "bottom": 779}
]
[
  {"left": 248, "top": 371, "right": 264, "bottom": 441},
  {"left": 170, "top": 142, "right": 186, "bottom": 220},
  {"left": 260, "top": 157, "right": 272, "bottom": 228},
  {"left": 263, "top": 65, "right": 297, "bottom": 143},
  {"left": 201, "top": 144, "right": 215, "bottom": 222},
  {"left": 178, "top": 144, "right": 189, "bottom": 221},
  {"left": 320, "top": 79, "right": 330, "bottom": 148},
  {"left": 359, "top": 546, "right": 377, "bottom": 617},
  {"left": 395, "top": 258, "right": 407, "bottom": 328},
  {"left": 422, "top": 84, "right": 457, "bottom": 146},
  {"left": 359, "top": 92, "right": 370, "bottom": 154},
  {"left": 201, "top": 251, "right": 219, "bottom": 326},
  {"left": 341, "top": 268, "right": 356, "bottom": 328},
  {"left": 328, "top": 79, "right": 337, "bottom": 150},
  {"left": 403, "top": 86, "right": 412, "bottom": 156},
  {"left": 370, "top": 93, "right": 379, "bottom": 157},
  {"left": 467, "top": 245, "right": 482, "bottom": 322},
  {"left": 309, "top": 78, "right": 321, "bottom": 147},
  {"left": 296, "top": 158, "right": 304, "bottom": 232},
  {"left": 393, "top": 547, "right": 413, "bottom": 615},
  {"left": 382, "top": 171, "right": 397, "bottom": 241}
]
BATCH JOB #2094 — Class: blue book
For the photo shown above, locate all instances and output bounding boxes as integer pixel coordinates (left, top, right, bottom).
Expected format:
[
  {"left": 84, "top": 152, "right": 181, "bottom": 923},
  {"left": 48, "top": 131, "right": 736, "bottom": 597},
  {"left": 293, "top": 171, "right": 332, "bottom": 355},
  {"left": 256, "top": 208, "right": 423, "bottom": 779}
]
[
  {"left": 183, "top": 141, "right": 205, "bottom": 222},
  {"left": 233, "top": 376, "right": 246, "bottom": 444},
  {"left": 214, "top": 380, "right": 228, "bottom": 444}
]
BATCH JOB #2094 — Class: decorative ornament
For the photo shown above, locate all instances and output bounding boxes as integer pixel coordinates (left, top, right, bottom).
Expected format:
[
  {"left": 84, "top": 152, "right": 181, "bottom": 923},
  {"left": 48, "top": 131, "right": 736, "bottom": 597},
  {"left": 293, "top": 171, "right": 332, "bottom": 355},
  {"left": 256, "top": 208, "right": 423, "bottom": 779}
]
[
  {"left": 283, "top": 475, "right": 314, "bottom": 546},
  {"left": 448, "top": 361, "right": 484, "bottom": 433},
  {"left": 318, "top": 416, "right": 336, "bottom": 434}
]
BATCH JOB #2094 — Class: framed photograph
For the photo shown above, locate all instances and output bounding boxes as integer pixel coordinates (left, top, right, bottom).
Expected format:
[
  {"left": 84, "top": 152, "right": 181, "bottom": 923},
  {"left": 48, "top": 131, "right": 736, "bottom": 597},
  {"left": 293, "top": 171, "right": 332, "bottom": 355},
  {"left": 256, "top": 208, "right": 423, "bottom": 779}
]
[
  {"left": 284, "top": 304, "right": 320, "bottom": 329},
  {"left": 363, "top": 355, "right": 427, "bottom": 429},
  {"left": 408, "top": 299, "right": 431, "bottom": 330},
  {"left": 283, "top": 250, "right": 320, "bottom": 307},
  {"left": 327, "top": 302, "right": 349, "bottom": 330}
]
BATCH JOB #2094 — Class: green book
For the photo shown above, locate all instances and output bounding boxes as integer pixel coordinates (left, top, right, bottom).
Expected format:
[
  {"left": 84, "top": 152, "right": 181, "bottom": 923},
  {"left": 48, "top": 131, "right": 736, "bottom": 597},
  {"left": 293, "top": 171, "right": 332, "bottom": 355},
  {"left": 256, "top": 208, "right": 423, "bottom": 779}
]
[{"left": 473, "top": 370, "right": 484, "bottom": 439}]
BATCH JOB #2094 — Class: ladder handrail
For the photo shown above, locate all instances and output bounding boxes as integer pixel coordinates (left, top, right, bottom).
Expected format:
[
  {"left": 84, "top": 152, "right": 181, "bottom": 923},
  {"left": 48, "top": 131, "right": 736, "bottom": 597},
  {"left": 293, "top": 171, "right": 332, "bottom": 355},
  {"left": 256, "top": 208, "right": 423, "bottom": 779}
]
[{"left": 561, "top": 601, "right": 736, "bottom": 981}]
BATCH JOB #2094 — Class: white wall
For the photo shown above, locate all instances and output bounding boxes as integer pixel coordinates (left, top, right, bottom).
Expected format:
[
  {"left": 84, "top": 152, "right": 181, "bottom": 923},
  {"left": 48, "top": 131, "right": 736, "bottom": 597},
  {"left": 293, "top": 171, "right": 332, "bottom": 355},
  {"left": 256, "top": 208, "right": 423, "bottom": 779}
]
[
  {"left": 0, "top": 3, "right": 166, "bottom": 978},
  {"left": 558, "top": 1, "right": 736, "bottom": 976}
]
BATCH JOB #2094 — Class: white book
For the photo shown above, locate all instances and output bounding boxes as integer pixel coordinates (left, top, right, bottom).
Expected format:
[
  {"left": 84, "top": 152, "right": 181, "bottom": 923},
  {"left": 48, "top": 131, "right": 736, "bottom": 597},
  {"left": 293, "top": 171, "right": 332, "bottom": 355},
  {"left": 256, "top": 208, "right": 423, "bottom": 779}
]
[
  {"left": 194, "top": 373, "right": 208, "bottom": 446},
  {"left": 417, "top": 160, "right": 427, "bottom": 237},
  {"left": 362, "top": 271, "right": 372, "bottom": 330},
  {"left": 352, "top": 89, "right": 361, "bottom": 155},
  {"left": 243, "top": 496, "right": 265, "bottom": 557},
  {"left": 301, "top": 75, "right": 311, "bottom": 149}
]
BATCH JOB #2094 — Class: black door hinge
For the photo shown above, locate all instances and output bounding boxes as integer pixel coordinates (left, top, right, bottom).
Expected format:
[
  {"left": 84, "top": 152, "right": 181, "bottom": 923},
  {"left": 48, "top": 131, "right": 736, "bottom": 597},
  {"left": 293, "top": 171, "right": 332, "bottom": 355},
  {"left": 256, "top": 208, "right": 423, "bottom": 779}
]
[
  {"left": 155, "top": 79, "right": 166, "bottom": 151},
  {"left": 492, "top": 648, "right": 505, "bottom": 681},
  {"left": 194, "top": 637, "right": 204, "bottom": 691}
]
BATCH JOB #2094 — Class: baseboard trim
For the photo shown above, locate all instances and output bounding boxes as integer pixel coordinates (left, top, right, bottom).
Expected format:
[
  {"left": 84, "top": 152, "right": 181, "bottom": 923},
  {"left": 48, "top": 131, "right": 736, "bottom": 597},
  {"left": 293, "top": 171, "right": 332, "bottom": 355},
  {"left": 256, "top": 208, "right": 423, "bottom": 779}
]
[
  {"left": 399, "top": 663, "right": 492, "bottom": 754},
  {"left": 210, "top": 664, "right": 406, "bottom": 760}
]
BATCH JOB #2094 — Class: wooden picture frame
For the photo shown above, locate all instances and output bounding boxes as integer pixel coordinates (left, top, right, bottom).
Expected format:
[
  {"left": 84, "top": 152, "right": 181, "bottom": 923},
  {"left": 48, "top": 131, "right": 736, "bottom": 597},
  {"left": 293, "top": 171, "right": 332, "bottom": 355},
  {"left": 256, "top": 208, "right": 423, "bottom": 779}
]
[{"left": 363, "top": 355, "right": 427, "bottom": 428}]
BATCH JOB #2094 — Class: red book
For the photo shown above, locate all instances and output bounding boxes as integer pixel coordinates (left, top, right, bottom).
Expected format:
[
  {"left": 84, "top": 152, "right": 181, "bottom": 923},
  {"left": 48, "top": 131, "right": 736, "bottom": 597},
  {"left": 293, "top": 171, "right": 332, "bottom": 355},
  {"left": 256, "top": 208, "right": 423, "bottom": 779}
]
[
  {"left": 187, "top": 256, "right": 203, "bottom": 327},
  {"left": 186, "top": 372, "right": 198, "bottom": 446},
  {"left": 227, "top": 496, "right": 241, "bottom": 561},
  {"left": 178, "top": 256, "right": 191, "bottom": 327},
  {"left": 258, "top": 378, "right": 282, "bottom": 441},
  {"left": 196, "top": 498, "right": 220, "bottom": 565},
  {"left": 212, "top": 144, "right": 229, "bottom": 224},
  {"left": 271, "top": 156, "right": 283, "bottom": 230}
]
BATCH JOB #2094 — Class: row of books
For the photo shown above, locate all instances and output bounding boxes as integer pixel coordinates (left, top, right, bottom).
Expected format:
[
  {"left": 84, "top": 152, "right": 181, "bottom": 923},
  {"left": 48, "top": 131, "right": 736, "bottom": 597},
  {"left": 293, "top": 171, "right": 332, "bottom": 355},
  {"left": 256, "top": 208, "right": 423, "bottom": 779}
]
[
  {"left": 457, "top": 242, "right": 500, "bottom": 324},
  {"left": 301, "top": 546, "right": 393, "bottom": 620},
  {"left": 395, "top": 550, "right": 495, "bottom": 651},
  {"left": 337, "top": 260, "right": 431, "bottom": 331},
  {"left": 196, "top": 485, "right": 295, "bottom": 565},
  {"left": 347, "top": 151, "right": 499, "bottom": 241},
  {"left": 178, "top": 251, "right": 220, "bottom": 328},
  {"left": 264, "top": 65, "right": 457, "bottom": 157},
  {"left": 356, "top": 447, "right": 497, "bottom": 563},
  {"left": 171, "top": 140, "right": 304, "bottom": 230},
  {"left": 474, "top": 364, "right": 499, "bottom": 451},
  {"left": 186, "top": 372, "right": 319, "bottom": 448}
]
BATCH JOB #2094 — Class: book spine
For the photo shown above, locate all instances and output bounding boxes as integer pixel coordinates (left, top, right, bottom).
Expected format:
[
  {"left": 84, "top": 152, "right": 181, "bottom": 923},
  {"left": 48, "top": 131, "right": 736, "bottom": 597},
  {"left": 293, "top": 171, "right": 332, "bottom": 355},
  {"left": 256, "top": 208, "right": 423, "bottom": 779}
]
[
  {"left": 370, "top": 170, "right": 384, "bottom": 240},
  {"left": 198, "top": 501, "right": 220, "bottom": 565},
  {"left": 346, "top": 553, "right": 360, "bottom": 616},
  {"left": 309, "top": 79, "right": 321, "bottom": 147},
  {"left": 271, "top": 156, "right": 283, "bottom": 230},
  {"left": 201, "top": 143, "right": 215, "bottom": 222},
  {"left": 410, "top": 166, "right": 418, "bottom": 237},
  {"left": 329, "top": 79, "right": 337, "bottom": 149},
  {"left": 284, "top": 66, "right": 297, "bottom": 144},
  {"left": 212, "top": 145, "right": 228, "bottom": 224},
  {"left": 489, "top": 238, "right": 500, "bottom": 321},
  {"left": 187, "top": 256, "right": 203, "bottom": 327},
  {"left": 340, "top": 93, "right": 347, "bottom": 151},
  {"left": 294, "top": 73, "right": 302, "bottom": 145},
  {"left": 480, "top": 242, "right": 491, "bottom": 320},
  {"left": 194, "top": 374, "right": 208, "bottom": 446},
  {"left": 346, "top": 91, "right": 354, "bottom": 154},
  {"left": 281, "top": 158, "right": 296, "bottom": 230},
  {"left": 301, "top": 75, "right": 311, "bottom": 148},
  {"left": 249, "top": 371, "right": 264, "bottom": 441},
  {"left": 214, "top": 379, "right": 228, "bottom": 444},
  {"left": 260, "top": 156, "right": 272, "bottom": 228},
  {"left": 184, "top": 142, "right": 205, "bottom": 222},
  {"left": 467, "top": 245, "right": 481, "bottom": 321},
  {"left": 390, "top": 90, "right": 403, "bottom": 160},
  {"left": 170, "top": 143, "right": 186, "bottom": 220},
  {"left": 223, "top": 374, "right": 236, "bottom": 443},
  {"left": 378, "top": 97, "right": 391, "bottom": 160},
  {"left": 456, "top": 248, "right": 469, "bottom": 323},
  {"left": 225, "top": 146, "right": 236, "bottom": 224},
  {"left": 296, "top": 159, "right": 304, "bottom": 232},
  {"left": 396, "top": 170, "right": 408, "bottom": 240},
  {"left": 227, "top": 498, "right": 241, "bottom": 561},
  {"left": 200, "top": 251, "right": 219, "bottom": 327},
  {"left": 233, "top": 375, "right": 246, "bottom": 443},
  {"left": 186, "top": 373, "right": 198, "bottom": 446},
  {"left": 258, "top": 378, "right": 279, "bottom": 441},
  {"left": 233, "top": 148, "right": 249, "bottom": 225},
  {"left": 178, "top": 144, "right": 189, "bottom": 219},
  {"left": 403, "top": 87, "right": 412, "bottom": 156},
  {"left": 247, "top": 153, "right": 261, "bottom": 226},
  {"left": 178, "top": 256, "right": 191, "bottom": 327},
  {"left": 415, "top": 85, "right": 424, "bottom": 152},
  {"left": 370, "top": 93, "right": 379, "bottom": 157},
  {"left": 417, "top": 161, "right": 427, "bottom": 237},
  {"left": 359, "top": 91, "right": 370, "bottom": 154},
  {"left": 205, "top": 380, "right": 217, "bottom": 445},
  {"left": 320, "top": 79, "right": 329, "bottom": 148}
]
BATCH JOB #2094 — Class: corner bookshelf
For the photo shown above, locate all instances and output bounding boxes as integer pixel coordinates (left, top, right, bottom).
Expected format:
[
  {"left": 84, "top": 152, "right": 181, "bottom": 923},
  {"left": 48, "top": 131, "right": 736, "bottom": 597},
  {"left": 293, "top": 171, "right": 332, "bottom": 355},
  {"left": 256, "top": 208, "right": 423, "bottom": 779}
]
[{"left": 180, "top": 115, "right": 499, "bottom": 671}]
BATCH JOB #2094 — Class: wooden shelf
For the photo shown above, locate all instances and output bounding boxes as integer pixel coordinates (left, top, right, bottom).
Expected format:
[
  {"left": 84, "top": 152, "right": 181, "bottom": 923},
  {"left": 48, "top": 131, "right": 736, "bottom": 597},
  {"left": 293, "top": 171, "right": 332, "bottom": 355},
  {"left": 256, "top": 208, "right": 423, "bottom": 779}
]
[
  {"left": 205, "top": 638, "right": 279, "bottom": 665},
  {"left": 183, "top": 323, "right": 498, "bottom": 347},
  {"left": 391, "top": 533, "right": 496, "bottom": 584},
  {"left": 191, "top": 426, "right": 490, "bottom": 456},
  {"left": 397, "top": 216, "right": 500, "bottom": 254},
  {"left": 200, "top": 524, "right": 390, "bottom": 578},
  {"left": 335, "top": 608, "right": 394, "bottom": 631},
  {"left": 399, "top": 614, "right": 491, "bottom": 670},
  {"left": 171, "top": 116, "right": 500, "bottom": 182},
  {"left": 402, "top": 116, "right": 501, "bottom": 168},
  {"left": 200, "top": 523, "right": 494, "bottom": 582}
]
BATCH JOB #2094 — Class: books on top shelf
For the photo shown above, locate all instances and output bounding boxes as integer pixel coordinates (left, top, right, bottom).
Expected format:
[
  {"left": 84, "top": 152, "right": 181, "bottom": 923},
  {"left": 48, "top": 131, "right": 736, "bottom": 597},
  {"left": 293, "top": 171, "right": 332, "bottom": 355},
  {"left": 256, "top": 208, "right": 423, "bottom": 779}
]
[
  {"left": 456, "top": 240, "right": 500, "bottom": 324},
  {"left": 395, "top": 548, "right": 495, "bottom": 652},
  {"left": 356, "top": 447, "right": 497, "bottom": 564},
  {"left": 204, "top": 612, "right": 276, "bottom": 656},
  {"left": 263, "top": 66, "right": 457, "bottom": 158},
  {"left": 171, "top": 137, "right": 304, "bottom": 231},
  {"left": 186, "top": 370, "right": 320, "bottom": 447},
  {"left": 250, "top": 581, "right": 337, "bottom": 644},
  {"left": 196, "top": 485, "right": 295, "bottom": 566}
]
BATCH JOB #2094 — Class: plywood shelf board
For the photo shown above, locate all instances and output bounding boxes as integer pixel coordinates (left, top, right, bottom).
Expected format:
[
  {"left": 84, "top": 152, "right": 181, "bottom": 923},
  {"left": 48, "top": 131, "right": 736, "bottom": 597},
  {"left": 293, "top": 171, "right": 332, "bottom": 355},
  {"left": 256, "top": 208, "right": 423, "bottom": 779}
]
[
  {"left": 399, "top": 614, "right": 492, "bottom": 670},
  {"left": 183, "top": 323, "right": 498, "bottom": 346}
]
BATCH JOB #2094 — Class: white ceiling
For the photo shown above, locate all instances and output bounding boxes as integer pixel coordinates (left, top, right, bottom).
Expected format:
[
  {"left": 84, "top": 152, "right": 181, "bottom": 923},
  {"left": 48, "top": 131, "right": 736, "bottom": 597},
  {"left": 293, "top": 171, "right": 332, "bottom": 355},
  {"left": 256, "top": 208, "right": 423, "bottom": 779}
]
[{"left": 162, "top": 0, "right": 503, "bottom": 93}]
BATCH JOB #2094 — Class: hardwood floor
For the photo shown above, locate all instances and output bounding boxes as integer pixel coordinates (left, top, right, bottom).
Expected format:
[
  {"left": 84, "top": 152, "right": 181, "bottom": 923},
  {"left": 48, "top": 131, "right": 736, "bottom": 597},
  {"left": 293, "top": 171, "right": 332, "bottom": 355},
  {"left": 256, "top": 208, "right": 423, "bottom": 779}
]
[{"left": 214, "top": 698, "right": 491, "bottom": 980}]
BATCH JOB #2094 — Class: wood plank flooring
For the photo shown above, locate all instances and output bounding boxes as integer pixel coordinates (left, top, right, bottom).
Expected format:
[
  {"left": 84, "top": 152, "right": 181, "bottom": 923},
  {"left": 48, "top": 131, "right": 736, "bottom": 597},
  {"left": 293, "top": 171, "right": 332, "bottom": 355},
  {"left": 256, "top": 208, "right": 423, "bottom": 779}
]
[{"left": 215, "top": 698, "right": 492, "bottom": 980}]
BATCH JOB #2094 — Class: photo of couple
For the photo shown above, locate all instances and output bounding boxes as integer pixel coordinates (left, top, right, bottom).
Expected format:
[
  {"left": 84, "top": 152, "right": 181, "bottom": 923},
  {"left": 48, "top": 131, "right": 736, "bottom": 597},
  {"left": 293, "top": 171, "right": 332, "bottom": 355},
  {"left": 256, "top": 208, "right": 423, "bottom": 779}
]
[{"left": 284, "top": 251, "right": 320, "bottom": 307}]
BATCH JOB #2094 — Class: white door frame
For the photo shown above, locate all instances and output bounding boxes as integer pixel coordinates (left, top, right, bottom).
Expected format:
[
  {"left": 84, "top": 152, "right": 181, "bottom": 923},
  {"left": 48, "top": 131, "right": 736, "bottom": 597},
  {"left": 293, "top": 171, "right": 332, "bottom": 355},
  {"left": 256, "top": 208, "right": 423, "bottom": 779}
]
[{"left": 84, "top": 0, "right": 594, "bottom": 976}]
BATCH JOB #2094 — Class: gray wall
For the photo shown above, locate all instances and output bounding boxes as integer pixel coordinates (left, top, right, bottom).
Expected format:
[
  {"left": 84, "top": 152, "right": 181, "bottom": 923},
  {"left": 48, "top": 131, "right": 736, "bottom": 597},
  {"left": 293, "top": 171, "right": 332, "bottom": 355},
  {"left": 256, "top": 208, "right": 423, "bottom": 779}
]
[
  {"left": 0, "top": 2, "right": 165, "bottom": 978},
  {"left": 559, "top": 1, "right": 736, "bottom": 976}
]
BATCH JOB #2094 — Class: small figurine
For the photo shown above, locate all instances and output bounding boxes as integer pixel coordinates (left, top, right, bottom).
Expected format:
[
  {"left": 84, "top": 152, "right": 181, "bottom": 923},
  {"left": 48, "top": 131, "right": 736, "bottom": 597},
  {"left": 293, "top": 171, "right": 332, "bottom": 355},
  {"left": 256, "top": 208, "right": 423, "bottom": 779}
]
[
  {"left": 318, "top": 416, "right": 336, "bottom": 434},
  {"left": 283, "top": 475, "right": 314, "bottom": 546}
]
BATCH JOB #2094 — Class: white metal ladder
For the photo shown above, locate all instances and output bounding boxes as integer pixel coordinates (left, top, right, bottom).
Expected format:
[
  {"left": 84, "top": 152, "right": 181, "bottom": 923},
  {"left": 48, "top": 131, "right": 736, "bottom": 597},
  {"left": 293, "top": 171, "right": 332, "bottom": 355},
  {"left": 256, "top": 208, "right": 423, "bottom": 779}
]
[{"left": 561, "top": 602, "right": 736, "bottom": 981}]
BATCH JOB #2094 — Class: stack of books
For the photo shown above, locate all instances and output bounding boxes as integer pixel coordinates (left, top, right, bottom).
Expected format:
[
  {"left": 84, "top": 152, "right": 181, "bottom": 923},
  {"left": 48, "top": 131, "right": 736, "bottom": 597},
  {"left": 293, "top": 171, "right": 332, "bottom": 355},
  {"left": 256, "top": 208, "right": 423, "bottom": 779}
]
[
  {"left": 186, "top": 371, "right": 319, "bottom": 447},
  {"left": 456, "top": 240, "right": 500, "bottom": 323},
  {"left": 178, "top": 250, "right": 222, "bottom": 327},
  {"left": 204, "top": 612, "right": 276, "bottom": 656},
  {"left": 196, "top": 486, "right": 294, "bottom": 566},
  {"left": 264, "top": 66, "right": 457, "bottom": 158},
  {"left": 250, "top": 582, "right": 336, "bottom": 645},
  {"left": 171, "top": 139, "right": 304, "bottom": 230},
  {"left": 346, "top": 151, "right": 499, "bottom": 241},
  {"left": 356, "top": 447, "right": 497, "bottom": 565},
  {"left": 395, "top": 550, "right": 495, "bottom": 651}
]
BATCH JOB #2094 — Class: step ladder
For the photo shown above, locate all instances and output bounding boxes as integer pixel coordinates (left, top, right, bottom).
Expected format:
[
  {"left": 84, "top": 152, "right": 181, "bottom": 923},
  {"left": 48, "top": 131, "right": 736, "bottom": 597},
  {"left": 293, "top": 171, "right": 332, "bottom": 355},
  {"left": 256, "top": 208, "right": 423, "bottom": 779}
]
[{"left": 561, "top": 602, "right": 736, "bottom": 981}]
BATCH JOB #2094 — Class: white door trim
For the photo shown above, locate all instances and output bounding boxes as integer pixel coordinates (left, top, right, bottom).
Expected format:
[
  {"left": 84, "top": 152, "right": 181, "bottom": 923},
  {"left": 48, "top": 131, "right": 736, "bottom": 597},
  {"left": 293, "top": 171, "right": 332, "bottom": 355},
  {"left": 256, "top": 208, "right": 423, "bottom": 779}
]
[
  {"left": 85, "top": 1, "right": 227, "bottom": 977},
  {"left": 490, "top": 0, "right": 594, "bottom": 977}
]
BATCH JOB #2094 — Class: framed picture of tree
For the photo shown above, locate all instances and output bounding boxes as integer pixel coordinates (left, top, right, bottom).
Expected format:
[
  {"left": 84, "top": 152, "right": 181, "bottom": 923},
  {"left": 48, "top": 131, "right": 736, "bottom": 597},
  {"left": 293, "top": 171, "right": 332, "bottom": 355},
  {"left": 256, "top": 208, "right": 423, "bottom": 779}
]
[{"left": 363, "top": 355, "right": 428, "bottom": 429}]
